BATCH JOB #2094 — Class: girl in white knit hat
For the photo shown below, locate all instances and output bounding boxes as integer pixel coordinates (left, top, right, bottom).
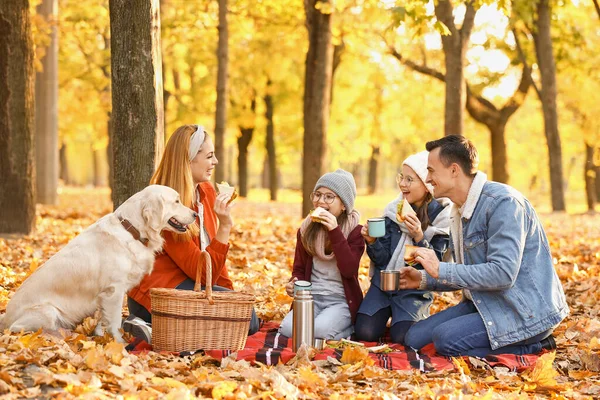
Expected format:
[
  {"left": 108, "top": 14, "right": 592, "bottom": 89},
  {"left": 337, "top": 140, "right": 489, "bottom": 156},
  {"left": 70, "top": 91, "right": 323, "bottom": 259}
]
[
  {"left": 279, "top": 169, "right": 365, "bottom": 341},
  {"left": 355, "top": 151, "right": 451, "bottom": 345}
]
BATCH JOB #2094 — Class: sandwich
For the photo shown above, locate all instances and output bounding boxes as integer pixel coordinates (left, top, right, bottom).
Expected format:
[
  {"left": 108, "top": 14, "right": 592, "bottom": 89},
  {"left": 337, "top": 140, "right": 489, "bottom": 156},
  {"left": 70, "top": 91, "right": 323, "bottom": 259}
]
[
  {"left": 404, "top": 244, "right": 418, "bottom": 265},
  {"left": 310, "top": 206, "right": 327, "bottom": 223},
  {"left": 216, "top": 181, "right": 238, "bottom": 205},
  {"left": 397, "top": 198, "right": 416, "bottom": 222}
]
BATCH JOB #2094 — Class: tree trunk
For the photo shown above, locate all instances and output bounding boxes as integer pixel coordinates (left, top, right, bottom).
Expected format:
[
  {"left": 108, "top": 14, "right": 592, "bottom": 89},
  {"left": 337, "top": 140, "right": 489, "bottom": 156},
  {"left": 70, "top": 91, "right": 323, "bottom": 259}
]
[
  {"left": 533, "top": 0, "right": 565, "bottom": 211},
  {"left": 585, "top": 143, "right": 596, "bottom": 212},
  {"left": 109, "top": 0, "right": 164, "bottom": 209},
  {"left": 59, "top": 142, "right": 70, "bottom": 185},
  {"left": 434, "top": 0, "right": 476, "bottom": 136},
  {"left": 489, "top": 122, "right": 509, "bottom": 184},
  {"left": 302, "top": 0, "right": 334, "bottom": 217},
  {"left": 34, "top": 0, "right": 58, "bottom": 205},
  {"left": 214, "top": 0, "right": 228, "bottom": 184},
  {"left": 237, "top": 127, "right": 252, "bottom": 198},
  {"left": 106, "top": 110, "right": 114, "bottom": 191},
  {"left": 0, "top": 2, "right": 36, "bottom": 234},
  {"left": 264, "top": 82, "right": 277, "bottom": 200},
  {"left": 237, "top": 96, "right": 256, "bottom": 198},
  {"left": 368, "top": 146, "right": 380, "bottom": 195}
]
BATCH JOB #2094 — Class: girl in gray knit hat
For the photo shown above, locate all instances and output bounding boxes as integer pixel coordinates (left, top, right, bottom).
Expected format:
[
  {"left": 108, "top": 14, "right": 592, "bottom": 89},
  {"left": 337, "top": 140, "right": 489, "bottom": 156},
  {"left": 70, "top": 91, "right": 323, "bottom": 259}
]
[
  {"left": 354, "top": 151, "right": 451, "bottom": 345},
  {"left": 279, "top": 169, "right": 365, "bottom": 340}
]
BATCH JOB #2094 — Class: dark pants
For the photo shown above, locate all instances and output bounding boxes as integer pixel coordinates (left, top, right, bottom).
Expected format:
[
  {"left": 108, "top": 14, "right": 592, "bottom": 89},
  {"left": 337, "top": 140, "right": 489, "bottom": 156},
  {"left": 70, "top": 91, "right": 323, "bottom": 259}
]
[
  {"left": 354, "top": 308, "right": 414, "bottom": 345},
  {"left": 127, "top": 279, "right": 260, "bottom": 335},
  {"left": 404, "top": 301, "right": 553, "bottom": 357}
]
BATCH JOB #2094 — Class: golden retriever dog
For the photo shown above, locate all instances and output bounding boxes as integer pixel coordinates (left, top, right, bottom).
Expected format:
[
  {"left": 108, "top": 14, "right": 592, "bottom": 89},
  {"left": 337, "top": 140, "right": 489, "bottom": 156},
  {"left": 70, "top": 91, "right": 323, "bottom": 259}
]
[{"left": 0, "top": 185, "right": 197, "bottom": 342}]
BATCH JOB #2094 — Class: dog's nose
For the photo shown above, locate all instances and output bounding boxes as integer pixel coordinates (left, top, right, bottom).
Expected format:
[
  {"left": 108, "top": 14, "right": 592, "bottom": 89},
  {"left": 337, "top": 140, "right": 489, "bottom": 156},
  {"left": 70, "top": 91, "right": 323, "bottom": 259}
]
[{"left": 192, "top": 212, "right": 198, "bottom": 219}]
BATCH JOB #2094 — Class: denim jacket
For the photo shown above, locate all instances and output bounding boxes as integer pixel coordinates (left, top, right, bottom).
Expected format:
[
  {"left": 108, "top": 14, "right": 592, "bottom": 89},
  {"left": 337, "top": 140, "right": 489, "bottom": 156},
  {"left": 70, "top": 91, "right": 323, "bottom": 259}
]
[{"left": 424, "top": 179, "right": 569, "bottom": 349}]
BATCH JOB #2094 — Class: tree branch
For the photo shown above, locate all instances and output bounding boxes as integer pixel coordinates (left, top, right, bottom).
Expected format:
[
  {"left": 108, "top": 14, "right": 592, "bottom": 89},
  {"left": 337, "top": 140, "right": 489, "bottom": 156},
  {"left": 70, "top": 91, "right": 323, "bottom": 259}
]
[
  {"left": 387, "top": 45, "right": 445, "bottom": 82},
  {"left": 460, "top": 0, "right": 477, "bottom": 45},
  {"left": 513, "top": 27, "right": 541, "bottom": 99},
  {"left": 594, "top": 0, "right": 600, "bottom": 21},
  {"left": 500, "top": 62, "right": 532, "bottom": 119},
  {"left": 434, "top": 0, "right": 458, "bottom": 38}
]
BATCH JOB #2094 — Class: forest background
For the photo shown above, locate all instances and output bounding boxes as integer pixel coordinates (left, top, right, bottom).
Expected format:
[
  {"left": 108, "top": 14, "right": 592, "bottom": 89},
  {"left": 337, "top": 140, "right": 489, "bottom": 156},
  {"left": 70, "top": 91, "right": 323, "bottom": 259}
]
[{"left": 14, "top": 0, "right": 600, "bottom": 217}]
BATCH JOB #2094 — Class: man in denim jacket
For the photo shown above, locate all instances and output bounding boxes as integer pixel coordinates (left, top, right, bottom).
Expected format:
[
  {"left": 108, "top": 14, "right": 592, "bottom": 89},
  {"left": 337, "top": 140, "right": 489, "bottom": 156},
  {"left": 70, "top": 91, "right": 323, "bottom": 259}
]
[{"left": 399, "top": 135, "right": 569, "bottom": 357}]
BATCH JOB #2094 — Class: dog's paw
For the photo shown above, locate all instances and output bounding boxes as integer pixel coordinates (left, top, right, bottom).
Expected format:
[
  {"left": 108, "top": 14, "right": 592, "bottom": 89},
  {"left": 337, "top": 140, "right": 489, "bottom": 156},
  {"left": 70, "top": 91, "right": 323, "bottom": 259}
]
[
  {"left": 93, "top": 325, "right": 104, "bottom": 336},
  {"left": 112, "top": 333, "right": 126, "bottom": 343}
]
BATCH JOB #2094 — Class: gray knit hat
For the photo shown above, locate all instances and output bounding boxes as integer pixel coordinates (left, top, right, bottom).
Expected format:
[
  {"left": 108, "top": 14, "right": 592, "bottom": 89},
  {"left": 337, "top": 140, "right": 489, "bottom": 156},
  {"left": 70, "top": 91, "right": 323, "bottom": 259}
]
[{"left": 314, "top": 169, "right": 356, "bottom": 214}]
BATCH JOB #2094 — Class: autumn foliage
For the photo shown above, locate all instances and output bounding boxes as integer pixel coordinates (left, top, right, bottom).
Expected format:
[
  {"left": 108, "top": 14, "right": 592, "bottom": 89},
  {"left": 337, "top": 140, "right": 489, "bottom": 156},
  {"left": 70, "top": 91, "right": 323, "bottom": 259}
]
[{"left": 0, "top": 188, "right": 599, "bottom": 398}]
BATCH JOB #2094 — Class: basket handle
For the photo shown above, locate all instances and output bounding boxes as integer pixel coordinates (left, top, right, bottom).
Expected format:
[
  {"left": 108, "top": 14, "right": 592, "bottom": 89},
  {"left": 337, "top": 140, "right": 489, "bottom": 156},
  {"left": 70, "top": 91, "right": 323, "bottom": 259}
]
[{"left": 195, "top": 251, "right": 214, "bottom": 304}]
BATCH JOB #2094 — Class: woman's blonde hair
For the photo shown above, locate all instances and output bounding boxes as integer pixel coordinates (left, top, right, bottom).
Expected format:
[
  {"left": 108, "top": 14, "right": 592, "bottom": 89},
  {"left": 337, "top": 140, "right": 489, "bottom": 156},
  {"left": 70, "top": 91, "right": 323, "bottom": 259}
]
[{"left": 150, "top": 124, "right": 205, "bottom": 241}]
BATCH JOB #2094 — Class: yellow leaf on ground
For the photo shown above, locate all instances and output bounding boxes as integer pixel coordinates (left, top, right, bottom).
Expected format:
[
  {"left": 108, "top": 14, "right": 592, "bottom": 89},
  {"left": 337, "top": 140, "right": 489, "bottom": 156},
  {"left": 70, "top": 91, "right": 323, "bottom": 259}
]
[
  {"left": 523, "top": 351, "right": 559, "bottom": 389},
  {"left": 341, "top": 346, "right": 372, "bottom": 365},
  {"left": 104, "top": 341, "right": 125, "bottom": 364},
  {"left": 212, "top": 381, "right": 238, "bottom": 399}
]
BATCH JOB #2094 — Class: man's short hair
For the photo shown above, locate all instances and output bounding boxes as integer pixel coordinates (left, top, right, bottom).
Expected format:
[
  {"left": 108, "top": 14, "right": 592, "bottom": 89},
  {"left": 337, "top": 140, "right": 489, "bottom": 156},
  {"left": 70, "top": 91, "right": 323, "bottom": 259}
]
[{"left": 425, "top": 135, "right": 479, "bottom": 176}]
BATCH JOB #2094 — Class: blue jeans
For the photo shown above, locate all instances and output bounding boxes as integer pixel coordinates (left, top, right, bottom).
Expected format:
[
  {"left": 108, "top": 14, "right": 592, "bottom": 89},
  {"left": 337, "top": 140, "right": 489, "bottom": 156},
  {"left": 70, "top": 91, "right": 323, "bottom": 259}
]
[
  {"left": 404, "top": 301, "right": 553, "bottom": 357},
  {"left": 127, "top": 279, "right": 260, "bottom": 336}
]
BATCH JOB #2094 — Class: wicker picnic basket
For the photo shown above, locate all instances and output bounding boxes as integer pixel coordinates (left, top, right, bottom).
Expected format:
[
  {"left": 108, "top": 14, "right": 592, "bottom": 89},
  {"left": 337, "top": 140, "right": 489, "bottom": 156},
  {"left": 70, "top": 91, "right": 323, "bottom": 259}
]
[{"left": 150, "top": 251, "right": 255, "bottom": 352}]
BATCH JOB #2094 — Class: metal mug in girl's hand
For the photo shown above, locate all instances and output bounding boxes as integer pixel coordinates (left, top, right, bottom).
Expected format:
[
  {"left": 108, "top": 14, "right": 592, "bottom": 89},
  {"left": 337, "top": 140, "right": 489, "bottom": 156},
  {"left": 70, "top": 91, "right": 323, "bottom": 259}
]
[
  {"left": 367, "top": 218, "right": 385, "bottom": 238},
  {"left": 380, "top": 270, "right": 400, "bottom": 291}
]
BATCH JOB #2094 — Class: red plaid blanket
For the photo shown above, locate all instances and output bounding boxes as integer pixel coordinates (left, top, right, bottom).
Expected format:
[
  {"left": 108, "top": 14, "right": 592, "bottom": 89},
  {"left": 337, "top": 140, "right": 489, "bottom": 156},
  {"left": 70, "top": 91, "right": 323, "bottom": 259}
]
[{"left": 127, "top": 321, "right": 541, "bottom": 372}]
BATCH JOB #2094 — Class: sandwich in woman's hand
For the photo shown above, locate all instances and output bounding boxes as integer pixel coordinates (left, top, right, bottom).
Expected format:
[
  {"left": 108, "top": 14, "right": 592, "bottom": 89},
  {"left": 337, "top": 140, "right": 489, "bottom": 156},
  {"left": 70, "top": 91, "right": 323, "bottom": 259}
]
[
  {"left": 310, "top": 206, "right": 327, "bottom": 223},
  {"left": 397, "top": 198, "right": 416, "bottom": 222},
  {"left": 216, "top": 181, "right": 238, "bottom": 205}
]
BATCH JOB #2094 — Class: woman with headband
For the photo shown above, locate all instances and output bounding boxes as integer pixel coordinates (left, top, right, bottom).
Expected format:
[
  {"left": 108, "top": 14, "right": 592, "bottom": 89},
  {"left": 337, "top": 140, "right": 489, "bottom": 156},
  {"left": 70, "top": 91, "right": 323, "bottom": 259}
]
[{"left": 125, "top": 125, "right": 260, "bottom": 341}]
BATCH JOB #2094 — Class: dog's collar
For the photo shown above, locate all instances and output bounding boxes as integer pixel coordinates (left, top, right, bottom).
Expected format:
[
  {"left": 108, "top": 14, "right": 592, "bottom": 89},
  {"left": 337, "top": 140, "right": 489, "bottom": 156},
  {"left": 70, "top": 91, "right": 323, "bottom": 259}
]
[{"left": 118, "top": 217, "right": 149, "bottom": 246}]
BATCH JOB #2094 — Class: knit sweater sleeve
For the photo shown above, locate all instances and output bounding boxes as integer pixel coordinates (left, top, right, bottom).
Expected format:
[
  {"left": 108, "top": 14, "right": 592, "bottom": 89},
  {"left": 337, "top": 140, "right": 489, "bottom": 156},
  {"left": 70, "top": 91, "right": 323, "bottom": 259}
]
[
  {"left": 291, "top": 229, "right": 309, "bottom": 281},
  {"left": 329, "top": 225, "right": 365, "bottom": 279}
]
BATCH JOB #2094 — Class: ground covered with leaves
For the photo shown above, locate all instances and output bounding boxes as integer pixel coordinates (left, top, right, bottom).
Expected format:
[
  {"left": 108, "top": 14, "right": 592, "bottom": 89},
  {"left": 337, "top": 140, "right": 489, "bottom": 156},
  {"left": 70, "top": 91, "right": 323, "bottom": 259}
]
[{"left": 1, "top": 188, "right": 599, "bottom": 399}]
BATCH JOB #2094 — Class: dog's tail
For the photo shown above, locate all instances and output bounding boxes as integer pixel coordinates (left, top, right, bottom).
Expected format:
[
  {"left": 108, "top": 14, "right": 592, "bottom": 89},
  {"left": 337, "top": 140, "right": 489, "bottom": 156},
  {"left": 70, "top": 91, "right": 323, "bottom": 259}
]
[{"left": 0, "top": 313, "right": 5, "bottom": 330}]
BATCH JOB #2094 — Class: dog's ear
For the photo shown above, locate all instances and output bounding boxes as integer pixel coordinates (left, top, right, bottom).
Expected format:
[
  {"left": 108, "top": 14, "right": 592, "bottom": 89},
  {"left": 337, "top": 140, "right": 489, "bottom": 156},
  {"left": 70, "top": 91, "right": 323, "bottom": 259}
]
[{"left": 142, "top": 194, "right": 165, "bottom": 232}]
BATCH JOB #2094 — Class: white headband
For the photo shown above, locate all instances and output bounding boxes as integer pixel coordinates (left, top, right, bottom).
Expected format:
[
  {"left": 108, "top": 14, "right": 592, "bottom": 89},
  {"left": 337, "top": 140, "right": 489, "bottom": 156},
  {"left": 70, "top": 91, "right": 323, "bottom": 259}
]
[{"left": 188, "top": 125, "right": 206, "bottom": 161}]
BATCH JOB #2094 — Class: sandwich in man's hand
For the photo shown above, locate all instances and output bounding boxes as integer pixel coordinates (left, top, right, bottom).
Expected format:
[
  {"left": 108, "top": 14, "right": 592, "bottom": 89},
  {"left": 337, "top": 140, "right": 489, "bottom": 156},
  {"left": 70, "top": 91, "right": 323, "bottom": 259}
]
[
  {"left": 216, "top": 181, "right": 238, "bottom": 205},
  {"left": 397, "top": 198, "right": 416, "bottom": 222}
]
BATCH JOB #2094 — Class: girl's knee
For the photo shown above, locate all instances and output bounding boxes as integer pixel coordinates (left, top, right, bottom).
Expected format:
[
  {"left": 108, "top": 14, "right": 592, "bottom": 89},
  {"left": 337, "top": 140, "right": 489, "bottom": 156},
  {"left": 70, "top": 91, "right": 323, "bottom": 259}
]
[
  {"left": 354, "top": 323, "right": 380, "bottom": 342},
  {"left": 390, "top": 321, "right": 414, "bottom": 345}
]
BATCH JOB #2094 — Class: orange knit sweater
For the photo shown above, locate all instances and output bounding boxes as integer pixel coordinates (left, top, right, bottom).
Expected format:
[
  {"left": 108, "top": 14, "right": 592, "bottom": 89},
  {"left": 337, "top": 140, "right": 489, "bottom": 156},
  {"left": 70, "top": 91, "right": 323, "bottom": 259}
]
[{"left": 128, "top": 181, "right": 233, "bottom": 312}]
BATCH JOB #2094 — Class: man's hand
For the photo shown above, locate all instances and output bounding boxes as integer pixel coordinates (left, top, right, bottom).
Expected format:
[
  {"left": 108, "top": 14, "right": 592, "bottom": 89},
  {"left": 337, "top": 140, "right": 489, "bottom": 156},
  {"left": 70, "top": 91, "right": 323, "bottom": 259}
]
[
  {"left": 414, "top": 248, "right": 440, "bottom": 279},
  {"left": 399, "top": 267, "right": 422, "bottom": 289},
  {"left": 286, "top": 277, "right": 298, "bottom": 297}
]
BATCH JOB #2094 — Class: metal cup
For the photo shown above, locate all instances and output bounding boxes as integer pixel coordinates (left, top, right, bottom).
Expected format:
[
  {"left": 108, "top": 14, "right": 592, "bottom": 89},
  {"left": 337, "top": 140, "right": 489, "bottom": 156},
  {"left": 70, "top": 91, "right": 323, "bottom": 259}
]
[
  {"left": 294, "top": 280, "right": 312, "bottom": 295},
  {"left": 313, "top": 338, "right": 326, "bottom": 350},
  {"left": 380, "top": 270, "right": 400, "bottom": 291},
  {"left": 367, "top": 218, "right": 385, "bottom": 238}
]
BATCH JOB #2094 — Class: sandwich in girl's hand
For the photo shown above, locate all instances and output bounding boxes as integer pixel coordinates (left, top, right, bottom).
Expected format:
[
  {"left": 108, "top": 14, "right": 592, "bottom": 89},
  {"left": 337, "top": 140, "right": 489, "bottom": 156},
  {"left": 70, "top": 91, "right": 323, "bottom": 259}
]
[
  {"left": 396, "top": 198, "right": 416, "bottom": 222},
  {"left": 216, "top": 181, "right": 238, "bottom": 205},
  {"left": 310, "top": 206, "right": 327, "bottom": 223}
]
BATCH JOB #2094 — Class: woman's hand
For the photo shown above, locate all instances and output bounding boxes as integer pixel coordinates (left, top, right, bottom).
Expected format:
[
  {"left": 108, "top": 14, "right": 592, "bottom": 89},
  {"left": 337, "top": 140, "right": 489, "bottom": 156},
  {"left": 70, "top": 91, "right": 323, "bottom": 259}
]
[
  {"left": 315, "top": 209, "right": 338, "bottom": 231},
  {"left": 286, "top": 277, "right": 298, "bottom": 297},
  {"left": 214, "top": 193, "right": 234, "bottom": 228},
  {"left": 403, "top": 213, "right": 424, "bottom": 243},
  {"left": 361, "top": 222, "right": 376, "bottom": 245}
]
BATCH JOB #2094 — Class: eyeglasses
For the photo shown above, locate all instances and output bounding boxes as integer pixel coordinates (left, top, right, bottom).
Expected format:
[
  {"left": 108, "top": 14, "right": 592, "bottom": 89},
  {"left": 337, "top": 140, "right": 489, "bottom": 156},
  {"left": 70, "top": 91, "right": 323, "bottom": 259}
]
[
  {"left": 396, "top": 174, "right": 415, "bottom": 188},
  {"left": 310, "top": 192, "right": 338, "bottom": 204}
]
